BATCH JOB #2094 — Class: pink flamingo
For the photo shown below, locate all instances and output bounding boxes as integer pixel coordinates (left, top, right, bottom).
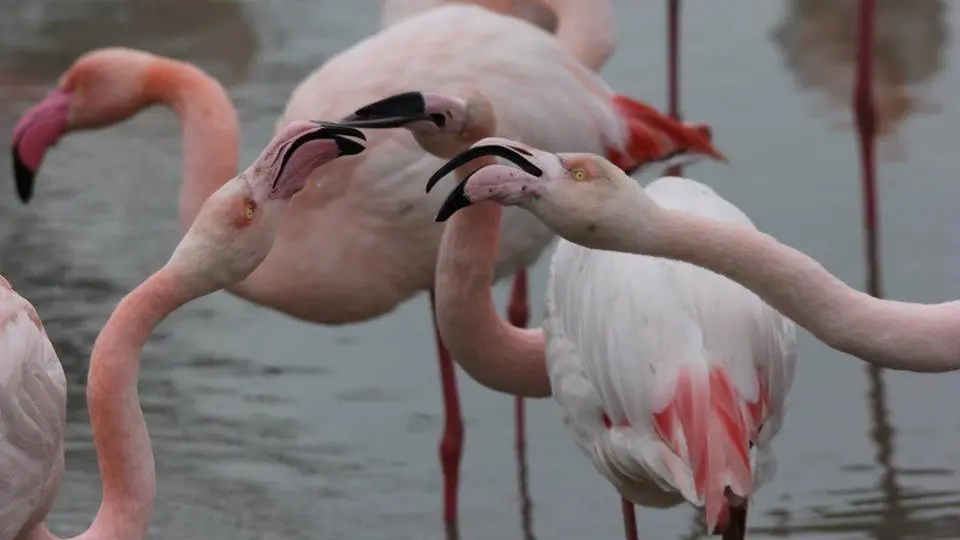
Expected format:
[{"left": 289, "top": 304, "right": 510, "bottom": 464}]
[
  {"left": 0, "top": 121, "right": 364, "bottom": 540},
  {"left": 376, "top": 0, "right": 618, "bottom": 510},
  {"left": 337, "top": 89, "right": 727, "bottom": 538},
  {"left": 418, "top": 135, "right": 960, "bottom": 538},
  {"left": 10, "top": 5, "right": 718, "bottom": 531}
]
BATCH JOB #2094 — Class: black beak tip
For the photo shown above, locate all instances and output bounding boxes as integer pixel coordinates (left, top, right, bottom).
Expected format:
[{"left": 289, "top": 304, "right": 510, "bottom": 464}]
[
  {"left": 335, "top": 136, "right": 366, "bottom": 157},
  {"left": 311, "top": 121, "right": 367, "bottom": 141},
  {"left": 12, "top": 148, "right": 35, "bottom": 204},
  {"left": 435, "top": 181, "right": 471, "bottom": 222},
  {"left": 354, "top": 91, "right": 426, "bottom": 117}
]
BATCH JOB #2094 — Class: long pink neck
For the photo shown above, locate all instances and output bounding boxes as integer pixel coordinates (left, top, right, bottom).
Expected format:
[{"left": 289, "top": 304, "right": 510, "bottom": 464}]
[
  {"left": 530, "top": 0, "right": 616, "bottom": 70},
  {"left": 147, "top": 60, "right": 240, "bottom": 235},
  {"left": 435, "top": 161, "right": 550, "bottom": 397},
  {"left": 74, "top": 269, "right": 191, "bottom": 540},
  {"left": 629, "top": 205, "right": 960, "bottom": 373}
]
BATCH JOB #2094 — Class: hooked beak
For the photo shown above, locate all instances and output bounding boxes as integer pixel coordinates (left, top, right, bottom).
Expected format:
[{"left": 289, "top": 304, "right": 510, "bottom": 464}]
[
  {"left": 427, "top": 137, "right": 548, "bottom": 222},
  {"left": 11, "top": 89, "right": 73, "bottom": 203},
  {"left": 338, "top": 91, "right": 446, "bottom": 129},
  {"left": 269, "top": 120, "right": 367, "bottom": 200}
]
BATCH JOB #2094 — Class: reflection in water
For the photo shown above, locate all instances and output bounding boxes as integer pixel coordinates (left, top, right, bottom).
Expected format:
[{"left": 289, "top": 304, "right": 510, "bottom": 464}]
[
  {"left": 0, "top": 0, "right": 258, "bottom": 92},
  {"left": 761, "top": 2, "right": 960, "bottom": 539},
  {"left": 771, "top": 0, "right": 949, "bottom": 161}
]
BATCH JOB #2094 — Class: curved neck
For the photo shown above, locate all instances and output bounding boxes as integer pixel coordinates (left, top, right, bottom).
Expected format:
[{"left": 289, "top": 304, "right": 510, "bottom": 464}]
[
  {"left": 531, "top": 0, "right": 616, "bottom": 70},
  {"left": 74, "top": 269, "right": 192, "bottom": 540},
  {"left": 146, "top": 59, "right": 240, "bottom": 234},
  {"left": 435, "top": 159, "right": 550, "bottom": 397},
  {"left": 624, "top": 204, "right": 960, "bottom": 373}
]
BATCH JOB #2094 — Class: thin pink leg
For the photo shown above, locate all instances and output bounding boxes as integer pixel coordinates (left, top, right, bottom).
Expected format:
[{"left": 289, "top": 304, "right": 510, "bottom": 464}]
[
  {"left": 854, "top": 0, "right": 881, "bottom": 298},
  {"left": 665, "top": 0, "right": 683, "bottom": 178},
  {"left": 430, "top": 290, "right": 464, "bottom": 533},
  {"left": 622, "top": 498, "right": 639, "bottom": 540},
  {"left": 506, "top": 270, "right": 533, "bottom": 533}
]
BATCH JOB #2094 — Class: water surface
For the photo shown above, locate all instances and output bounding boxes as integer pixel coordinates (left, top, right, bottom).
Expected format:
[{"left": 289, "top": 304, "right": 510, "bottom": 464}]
[{"left": 1, "top": 1, "right": 959, "bottom": 538}]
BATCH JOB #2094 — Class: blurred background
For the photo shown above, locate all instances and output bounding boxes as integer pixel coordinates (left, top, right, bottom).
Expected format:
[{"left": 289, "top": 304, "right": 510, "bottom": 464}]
[{"left": 1, "top": 0, "right": 959, "bottom": 538}]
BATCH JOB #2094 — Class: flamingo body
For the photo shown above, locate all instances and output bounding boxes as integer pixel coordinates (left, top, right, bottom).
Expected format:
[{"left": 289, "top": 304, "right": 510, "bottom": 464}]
[
  {"left": 0, "top": 277, "right": 66, "bottom": 540},
  {"left": 543, "top": 177, "right": 797, "bottom": 529},
  {"left": 261, "top": 4, "right": 646, "bottom": 320}
]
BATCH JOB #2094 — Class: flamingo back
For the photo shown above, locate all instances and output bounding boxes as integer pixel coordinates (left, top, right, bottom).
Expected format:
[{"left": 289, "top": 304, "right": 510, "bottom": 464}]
[
  {"left": 543, "top": 177, "right": 797, "bottom": 523},
  {"left": 380, "top": 0, "right": 557, "bottom": 31},
  {"left": 0, "top": 277, "right": 66, "bottom": 540},
  {"left": 274, "top": 4, "right": 626, "bottom": 288}
]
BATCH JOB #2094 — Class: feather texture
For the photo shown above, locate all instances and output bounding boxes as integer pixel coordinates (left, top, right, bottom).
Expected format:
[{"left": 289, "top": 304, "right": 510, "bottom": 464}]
[
  {"left": 0, "top": 278, "right": 66, "bottom": 540},
  {"left": 543, "top": 177, "right": 796, "bottom": 528}
]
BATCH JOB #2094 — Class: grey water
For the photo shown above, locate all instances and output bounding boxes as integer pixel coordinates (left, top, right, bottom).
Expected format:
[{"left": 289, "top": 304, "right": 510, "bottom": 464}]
[{"left": 1, "top": 0, "right": 959, "bottom": 538}]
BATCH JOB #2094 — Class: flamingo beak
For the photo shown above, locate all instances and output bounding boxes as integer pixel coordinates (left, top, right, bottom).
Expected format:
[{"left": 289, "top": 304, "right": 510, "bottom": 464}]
[
  {"left": 267, "top": 121, "right": 367, "bottom": 200},
  {"left": 338, "top": 91, "right": 446, "bottom": 129},
  {"left": 11, "top": 89, "right": 73, "bottom": 203},
  {"left": 427, "top": 138, "right": 547, "bottom": 222}
]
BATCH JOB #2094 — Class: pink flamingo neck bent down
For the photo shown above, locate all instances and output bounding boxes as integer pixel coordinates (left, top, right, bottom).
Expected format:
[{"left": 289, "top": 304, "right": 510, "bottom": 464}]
[
  {"left": 9, "top": 121, "right": 365, "bottom": 540},
  {"left": 428, "top": 138, "right": 960, "bottom": 374}
]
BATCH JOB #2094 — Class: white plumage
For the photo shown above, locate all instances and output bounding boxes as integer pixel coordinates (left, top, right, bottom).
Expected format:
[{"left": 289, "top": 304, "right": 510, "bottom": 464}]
[
  {"left": 0, "top": 277, "right": 66, "bottom": 540},
  {"left": 543, "top": 176, "right": 797, "bottom": 524}
]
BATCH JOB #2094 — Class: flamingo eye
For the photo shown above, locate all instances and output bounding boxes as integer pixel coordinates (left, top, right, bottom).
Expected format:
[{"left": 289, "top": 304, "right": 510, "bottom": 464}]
[
  {"left": 572, "top": 168, "right": 586, "bottom": 181},
  {"left": 243, "top": 202, "right": 256, "bottom": 220}
]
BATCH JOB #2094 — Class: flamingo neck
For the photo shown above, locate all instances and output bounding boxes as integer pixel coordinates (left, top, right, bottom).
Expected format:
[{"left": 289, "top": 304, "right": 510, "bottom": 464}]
[
  {"left": 79, "top": 269, "right": 192, "bottom": 540},
  {"left": 145, "top": 60, "right": 240, "bottom": 235},
  {"left": 435, "top": 162, "right": 549, "bottom": 398},
  {"left": 610, "top": 201, "right": 960, "bottom": 373},
  {"left": 18, "top": 524, "right": 55, "bottom": 540},
  {"left": 531, "top": 0, "right": 616, "bottom": 70}
]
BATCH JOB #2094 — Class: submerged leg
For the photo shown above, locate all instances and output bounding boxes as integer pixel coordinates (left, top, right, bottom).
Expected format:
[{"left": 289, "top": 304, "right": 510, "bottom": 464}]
[
  {"left": 721, "top": 505, "right": 748, "bottom": 540},
  {"left": 430, "top": 290, "right": 464, "bottom": 533},
  {"left": 506, "top": 271, "right": 534, "bottom": 534},
  {"left": 622, "top": 498, "right": 639, "bottom": 540}
]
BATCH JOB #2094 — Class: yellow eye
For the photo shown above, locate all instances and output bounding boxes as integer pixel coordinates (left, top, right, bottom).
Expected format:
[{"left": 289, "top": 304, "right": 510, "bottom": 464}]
[
  {"left": 572, "top": 168, "right": 586, "bottom": 181},
  {"left": 244, "top": 203, "right": 255, "bottom": 220}
]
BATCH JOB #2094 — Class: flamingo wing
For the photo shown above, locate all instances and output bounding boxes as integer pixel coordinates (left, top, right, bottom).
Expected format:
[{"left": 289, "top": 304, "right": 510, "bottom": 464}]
[
  {"left": 0, "top": 277, "right": 66, "bottom": 540},
  {"left": 543, "top": 177, "right": 797, "bottom": 524}
]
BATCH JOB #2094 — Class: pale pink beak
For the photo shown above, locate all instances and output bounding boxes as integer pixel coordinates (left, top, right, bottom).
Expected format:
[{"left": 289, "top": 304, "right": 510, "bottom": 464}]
[
  {"left": 251, "top": 120, "right": 367, "bottom": 201},
  {"left": 426, "top": 137, "right": 553, "bottom": 221},
  {"left": 11, "top": 89, "right": 73, "bottom": 203}
]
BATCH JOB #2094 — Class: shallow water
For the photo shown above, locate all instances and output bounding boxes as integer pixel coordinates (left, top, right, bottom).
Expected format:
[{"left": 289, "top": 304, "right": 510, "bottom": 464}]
[{"left": 1, "top": 0, "right": 959, "bottom": 538}]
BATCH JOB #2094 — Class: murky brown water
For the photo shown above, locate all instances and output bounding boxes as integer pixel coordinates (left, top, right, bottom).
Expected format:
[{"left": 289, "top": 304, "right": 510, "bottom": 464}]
[{"left": 2, "top": 0, "right": 959, "bottom": 538}]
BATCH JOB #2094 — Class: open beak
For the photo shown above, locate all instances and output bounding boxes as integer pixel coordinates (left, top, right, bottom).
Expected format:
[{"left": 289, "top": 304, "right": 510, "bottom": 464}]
[
  {"left": 338, "top": 91, "right": 445, "bottom": 129},
  {"left": 427, "top": 138, "right": 546, "bottom": 222},
  {"left": 274, "top": 120, "right": 366, "bottom": 187},
  {"left": 268, "top": 121, "right": 367, "bottom": 199}
]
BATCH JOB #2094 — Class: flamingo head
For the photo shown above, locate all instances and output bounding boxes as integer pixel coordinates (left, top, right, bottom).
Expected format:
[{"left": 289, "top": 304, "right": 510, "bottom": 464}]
[
  {"left": 338, "top": 89, "right": 496, "bottom": 158},
  {"left": 11, "top": 47, "right": 160, "bottom": 203},
  {"left": 164, "top": 120, "right": 366, "bottom": 296},
  {"left": 427, "top": 137, "right": 657, "bottom": 251}
]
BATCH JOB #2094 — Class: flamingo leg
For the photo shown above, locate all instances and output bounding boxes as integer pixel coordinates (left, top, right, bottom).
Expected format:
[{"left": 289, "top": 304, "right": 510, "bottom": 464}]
[
  {"left": 429, "top": 290, "right": 464, "bottom": 533},
  {"left": 721, "top": 505, "right": 748, "bottom": 539},
  {"left": 665, "top": 0, "right": 683, "bottom": 178},
  {"left": 622, "top": 498, "right": 639, "bottom": 540},
  {"left": 506, "top": 270, "right": 533, "bottom": 532},
  {"left": 854, "top": 0, "right": 881, "bottom": 298}
]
